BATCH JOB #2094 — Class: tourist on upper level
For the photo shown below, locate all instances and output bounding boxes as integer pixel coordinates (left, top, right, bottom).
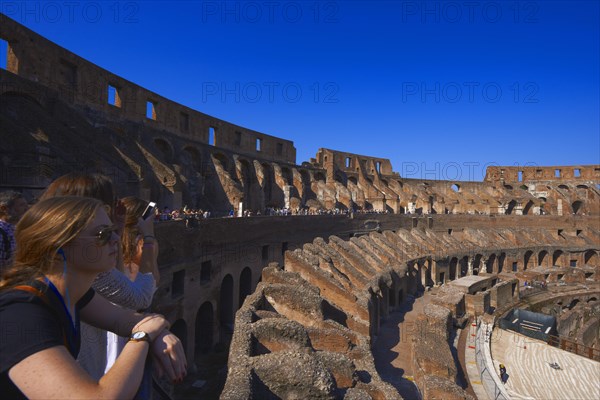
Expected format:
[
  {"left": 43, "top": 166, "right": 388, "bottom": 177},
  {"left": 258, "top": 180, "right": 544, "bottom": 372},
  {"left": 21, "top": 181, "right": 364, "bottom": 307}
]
[
  {"left": 0, "top": 191, "right": 28, "bottom": 273},
  {"left": 39, "top": 173, "right": 158, "bottom": 382},
  {"left": 0, "top": 196, "right": 186, "bottom": 399}
]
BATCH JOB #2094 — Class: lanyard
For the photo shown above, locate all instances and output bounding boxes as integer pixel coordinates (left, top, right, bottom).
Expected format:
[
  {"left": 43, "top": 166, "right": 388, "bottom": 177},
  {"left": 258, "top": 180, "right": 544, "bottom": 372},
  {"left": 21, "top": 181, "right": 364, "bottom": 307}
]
[{"left": 44, "top": 277, "right": 78, "bottom": 354}]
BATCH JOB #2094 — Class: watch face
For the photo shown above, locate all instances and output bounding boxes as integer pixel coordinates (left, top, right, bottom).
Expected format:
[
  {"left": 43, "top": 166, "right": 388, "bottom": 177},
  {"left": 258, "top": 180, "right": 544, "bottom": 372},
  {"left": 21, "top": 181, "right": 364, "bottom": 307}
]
[{"left": 133, "top": 332, "right": 145, "bottom": 339}]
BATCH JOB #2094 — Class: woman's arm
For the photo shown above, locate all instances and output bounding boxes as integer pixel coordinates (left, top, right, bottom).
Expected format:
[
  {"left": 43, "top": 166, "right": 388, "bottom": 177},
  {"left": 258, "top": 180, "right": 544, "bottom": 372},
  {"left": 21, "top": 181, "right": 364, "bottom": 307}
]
[
  {"left": 80, "top": 293, "right": 186, "bottom": 382},
  {"left": 8, "top": 315, "right": 170, "bottom": 400},
  {"left": 92, "top": 268, "right": 155, "bottom": 310}
]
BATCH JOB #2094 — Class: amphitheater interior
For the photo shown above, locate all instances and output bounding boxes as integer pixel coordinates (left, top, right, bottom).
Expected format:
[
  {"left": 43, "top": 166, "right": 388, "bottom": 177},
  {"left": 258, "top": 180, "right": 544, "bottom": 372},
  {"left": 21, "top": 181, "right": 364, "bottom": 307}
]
[{"left": 1, "top": 14, "right": 599, "bottom": 400}]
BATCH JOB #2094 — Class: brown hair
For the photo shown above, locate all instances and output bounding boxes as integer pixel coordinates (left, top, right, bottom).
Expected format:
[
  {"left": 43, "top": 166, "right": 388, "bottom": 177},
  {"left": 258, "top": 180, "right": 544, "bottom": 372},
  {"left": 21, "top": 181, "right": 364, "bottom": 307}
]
[
  {"left": 41, "top": 173, "right": 115, "bottom": 208},
  {"left": 120, "top": 196, "right": 149, "bottom": 265},
  {"left": 0, "top": 196, "right": 102, "bottom": 290}
]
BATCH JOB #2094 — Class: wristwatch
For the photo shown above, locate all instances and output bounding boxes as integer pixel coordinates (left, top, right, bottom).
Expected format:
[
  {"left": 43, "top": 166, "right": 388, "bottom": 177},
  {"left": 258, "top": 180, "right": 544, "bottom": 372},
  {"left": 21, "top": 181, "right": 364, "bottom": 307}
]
[{"left": 129, "top": 331, "right": 151, "bottom": 343}]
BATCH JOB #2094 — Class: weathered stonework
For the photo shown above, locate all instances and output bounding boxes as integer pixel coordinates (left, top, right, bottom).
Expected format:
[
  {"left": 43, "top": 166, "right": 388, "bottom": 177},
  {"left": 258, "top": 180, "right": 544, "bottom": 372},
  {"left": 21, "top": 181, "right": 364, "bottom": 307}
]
[{"left": 2, "top": 15, "right": 600, "bottom": 399}]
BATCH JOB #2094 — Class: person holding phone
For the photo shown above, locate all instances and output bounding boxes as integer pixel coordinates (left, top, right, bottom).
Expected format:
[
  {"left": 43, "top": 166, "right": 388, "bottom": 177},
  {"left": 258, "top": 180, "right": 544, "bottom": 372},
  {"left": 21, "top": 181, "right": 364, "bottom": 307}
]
[
  {"left": 105, "top": 197, "right": 160, "bottom": 377},
  {"left": 121, "top": 198, "right": 159, "bottom": 284}
]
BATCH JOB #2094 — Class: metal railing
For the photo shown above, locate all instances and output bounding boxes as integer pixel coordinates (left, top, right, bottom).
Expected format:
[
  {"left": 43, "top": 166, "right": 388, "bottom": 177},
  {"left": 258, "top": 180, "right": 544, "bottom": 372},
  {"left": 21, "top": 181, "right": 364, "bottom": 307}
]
[
  {"left": 547, "top": 335, "right": 600, "bottom": 362},
  {"left": 474, "top": 318, "right": 511, "bottom": 400}
]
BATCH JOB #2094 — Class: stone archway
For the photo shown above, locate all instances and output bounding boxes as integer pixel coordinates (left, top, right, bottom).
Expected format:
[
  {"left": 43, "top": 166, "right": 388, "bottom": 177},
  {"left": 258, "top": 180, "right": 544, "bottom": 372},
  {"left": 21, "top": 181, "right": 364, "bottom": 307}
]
[
  {"left": 195, "top": 302, "right": 214, "bottom": 355},
  {"left": 449, "top": 257, "right": 458, "bottom": 280}
]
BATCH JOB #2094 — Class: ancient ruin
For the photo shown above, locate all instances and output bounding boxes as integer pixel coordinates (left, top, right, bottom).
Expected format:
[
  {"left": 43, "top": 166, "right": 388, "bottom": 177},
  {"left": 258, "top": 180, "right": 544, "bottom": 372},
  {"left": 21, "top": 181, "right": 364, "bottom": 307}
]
[{"left": 1, "top": 14, "right": 599, "bottom": 400}]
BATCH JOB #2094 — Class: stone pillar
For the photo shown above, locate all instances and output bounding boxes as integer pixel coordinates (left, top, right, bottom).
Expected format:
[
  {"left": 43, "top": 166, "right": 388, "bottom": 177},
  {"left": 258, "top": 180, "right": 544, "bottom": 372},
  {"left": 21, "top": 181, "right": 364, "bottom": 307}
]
[
  {"left": 515, "top": 203, "right": 523, "bottom": 215},
  {"left": 283, "top": 185, "right": 292, "bottom": 209},
  {"left": 557, "top": 199, "right": 563, "bottom": 216},
  {"left": 467, "top": 258, "right": 473, "bottom": 276}
]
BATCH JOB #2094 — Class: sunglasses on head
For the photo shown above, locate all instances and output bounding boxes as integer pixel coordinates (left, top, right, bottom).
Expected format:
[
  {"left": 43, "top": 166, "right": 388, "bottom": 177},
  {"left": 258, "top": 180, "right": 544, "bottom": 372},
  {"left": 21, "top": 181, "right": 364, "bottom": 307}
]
[{"left": 80, "top": 225, "right": 119, "bottom": 246}]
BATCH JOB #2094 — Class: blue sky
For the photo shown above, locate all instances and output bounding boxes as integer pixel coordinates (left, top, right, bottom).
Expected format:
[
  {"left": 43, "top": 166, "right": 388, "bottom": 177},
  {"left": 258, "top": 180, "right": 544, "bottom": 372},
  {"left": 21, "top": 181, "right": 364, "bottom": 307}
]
[{"left": 2, "top": 0, "right": 599, "bottom": 181}]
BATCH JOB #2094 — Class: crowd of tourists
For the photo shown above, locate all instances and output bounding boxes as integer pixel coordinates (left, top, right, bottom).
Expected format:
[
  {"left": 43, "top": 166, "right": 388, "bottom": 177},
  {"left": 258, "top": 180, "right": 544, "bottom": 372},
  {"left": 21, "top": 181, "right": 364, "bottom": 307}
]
[
  {"left": 153, "top": 205, "right": 391, "bottom": 222},
  {"left": 0, "top": 174, "right": 186, "bottom": 400}
]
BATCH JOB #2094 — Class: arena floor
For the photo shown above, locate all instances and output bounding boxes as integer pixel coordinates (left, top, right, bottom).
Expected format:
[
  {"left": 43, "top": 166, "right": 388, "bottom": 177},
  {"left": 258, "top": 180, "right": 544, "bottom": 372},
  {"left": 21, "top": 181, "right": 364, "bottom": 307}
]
[{"left": 491, "top": 328, "right": 600, "bottom": 400}]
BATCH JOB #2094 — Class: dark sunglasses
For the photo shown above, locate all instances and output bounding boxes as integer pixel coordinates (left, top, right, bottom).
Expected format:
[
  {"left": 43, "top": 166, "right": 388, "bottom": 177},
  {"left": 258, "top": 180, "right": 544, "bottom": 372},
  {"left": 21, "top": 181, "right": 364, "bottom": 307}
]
[{"left": 80, "top": 225, "right": 119, "bottom": 246}]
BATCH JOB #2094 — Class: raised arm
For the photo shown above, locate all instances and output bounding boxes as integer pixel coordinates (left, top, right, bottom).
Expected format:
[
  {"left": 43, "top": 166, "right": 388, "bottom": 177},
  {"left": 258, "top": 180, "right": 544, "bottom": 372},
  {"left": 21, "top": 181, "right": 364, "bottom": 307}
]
[
  {"left": 137, "top": 216, "right": 160, "bottom": 284},
  {"left": 92, "top": 268, "right": 155, "bottom": 310}
]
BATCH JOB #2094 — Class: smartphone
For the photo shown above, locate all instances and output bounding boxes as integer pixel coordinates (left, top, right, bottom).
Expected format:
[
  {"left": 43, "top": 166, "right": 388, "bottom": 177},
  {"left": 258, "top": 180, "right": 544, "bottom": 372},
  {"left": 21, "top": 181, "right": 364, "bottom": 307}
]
[{"left": 142, "top": 202, "right": 156, "bottom": 220}]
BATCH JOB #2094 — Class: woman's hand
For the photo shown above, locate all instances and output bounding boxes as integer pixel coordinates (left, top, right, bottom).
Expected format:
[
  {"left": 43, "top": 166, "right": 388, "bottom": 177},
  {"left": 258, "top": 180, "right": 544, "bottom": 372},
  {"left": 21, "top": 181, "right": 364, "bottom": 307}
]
[
  {"left": 137, "top": 214, "right": 155, "bottom": 239},
  {"left": 151, "top": 331, "right": 187, "bottom": 383},
  {"left": 131, "top": 314, "right": 169, "bottom": 342}
]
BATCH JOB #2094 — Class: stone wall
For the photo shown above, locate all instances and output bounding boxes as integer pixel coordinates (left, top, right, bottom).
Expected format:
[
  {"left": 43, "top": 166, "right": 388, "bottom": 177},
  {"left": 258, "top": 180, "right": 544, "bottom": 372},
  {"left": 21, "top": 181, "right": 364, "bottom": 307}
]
[
  {"left": 0, "top": 14, "right": 296, "bottom": 164},
  {"left": 219, "top": 224, "right": 599, "bottom": 398},
  {"left": 485, "top": 165, "right": 600, "bottom": 183}
]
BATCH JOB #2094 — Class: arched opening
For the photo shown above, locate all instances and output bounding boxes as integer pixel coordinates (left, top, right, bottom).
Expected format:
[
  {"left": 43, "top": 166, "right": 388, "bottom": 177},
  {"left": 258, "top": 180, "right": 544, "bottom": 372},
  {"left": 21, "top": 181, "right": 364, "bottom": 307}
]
[
  {"left": 281, "top": 167, "right": 293, "bottom": 186},
  {"left": 522, "top": 200, "right": 534, "bottom": 215},
  {"left": 334, "top": 170, "right": 346, "bottom": 184},
  {"left": 424, "top": 260, "right": 434, "bottom": 287},
  {"left": 498, "top": 253, "right": 506, "bottom": 273},
  {"left": 1, "top": 91, "right": 44, "bottom": 108},
  {"left": 567, "top": 299, "right": 580, "bottom": 310},
  {"left": 220, "top": 275, "right": 234, "bottom": 338},
  {"left": 460, "top": 256, "right": 469, "bottom": 277},
  {"left": 505, "top": 200, "right": 517, "bottom": 215},
  {"left": 154, "top": 138, "right": 173, "bottom": 162},
  {"left": 261, "top": 163, "right": 273, "bottom": 202},
  {"left": 314, "top": 172, "right": 326, "bottom": 183},
  {"left": 213, "top": 152, "right": 229, "bottom": 171},
  {"left": 584, "top": 250, "right": 598, "bottom": 266},
  {"left": 486, "top": 254, "right": 496, "bottom": 273},
  {"left": 182, "top": 146, "right": 202, "bottom": 172},
  {"left": 195, "top": 302, "right": 213, "bottom": 355},
  {"left": 576, "top": 184, "right": 589, "bottom": 189},
  {"left": 451, "top": 184, "right": 460, "bottom": 192},
  {"left": 171, "top": 319, "right": 188, "bottom": 353},
  {"left": 524, "top": 250, "right": 534, "bottom": 270},
  {"left": 552, "top": 250, "right": 563, "bottom": 267},
  {"left": 449, "top": 257, "right": 458, "bottom": 280},
  {"left": 538, "top": 250, "right": 548, "bottom": 267},
  {"left": 472, "top": 254, "right": 482, "bottom": 275},
  {"left": 572, "top": 200, "right": 583, "bottom": 215},
  {"left": 238, "top": 159, "right": 252, "bottom": 187},
  {"left": 348, "top": 176, "right": 358, "bottom": 185},
  {"left": 558, "top": 184, "right": 569, "bottom": 190},
  {"left": 239, "top": 267, "right": 252, "bottom": 307},
  {"left": 300, "top": 170, "right": 311, "bottom": 186}
]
